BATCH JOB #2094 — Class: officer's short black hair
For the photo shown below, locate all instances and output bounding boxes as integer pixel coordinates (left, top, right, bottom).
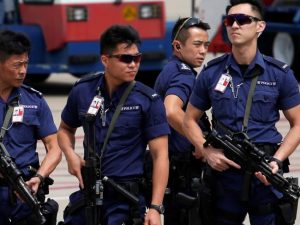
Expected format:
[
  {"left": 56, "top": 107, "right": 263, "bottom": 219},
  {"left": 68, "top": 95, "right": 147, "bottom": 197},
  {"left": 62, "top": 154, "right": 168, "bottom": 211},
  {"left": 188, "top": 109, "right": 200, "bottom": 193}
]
[
  {"left": 226, "top": 0, "right": 265, "bottom": 19},
  {"left": 0, "top": 30, "right": 31, "bottom": 62},
  {"left": 172, "top": 17, "right": 210, "bottom": 43},
  {"left": 100, "top": 25, "right": 141, "bottom": 55}
]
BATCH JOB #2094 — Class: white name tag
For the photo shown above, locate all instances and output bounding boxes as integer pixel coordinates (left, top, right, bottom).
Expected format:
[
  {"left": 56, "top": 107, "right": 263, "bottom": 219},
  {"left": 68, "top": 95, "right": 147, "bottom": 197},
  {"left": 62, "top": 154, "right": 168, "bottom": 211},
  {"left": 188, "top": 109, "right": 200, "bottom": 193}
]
[
  {"left": 214, "top": 74, "right": 231, "bottom": 93},
  {"left": 12, "top": 106, "right": 24, "bottom": 123},
  {"left": 87, "top": 96, "right": 104, "bottom": 115}
]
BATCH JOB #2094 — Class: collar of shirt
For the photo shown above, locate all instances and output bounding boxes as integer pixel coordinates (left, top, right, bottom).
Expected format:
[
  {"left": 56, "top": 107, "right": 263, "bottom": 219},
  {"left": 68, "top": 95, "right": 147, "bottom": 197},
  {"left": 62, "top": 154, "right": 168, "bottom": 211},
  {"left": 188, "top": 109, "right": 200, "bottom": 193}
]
[
  {"left": 98, "top": 74, "right": 133, "bottom": 105},
  {"left": 226, "top": 50, "right": 265, "bottom": 78},
  {"left": 5, "top": 88, "right": 20, "bottom": 104}
]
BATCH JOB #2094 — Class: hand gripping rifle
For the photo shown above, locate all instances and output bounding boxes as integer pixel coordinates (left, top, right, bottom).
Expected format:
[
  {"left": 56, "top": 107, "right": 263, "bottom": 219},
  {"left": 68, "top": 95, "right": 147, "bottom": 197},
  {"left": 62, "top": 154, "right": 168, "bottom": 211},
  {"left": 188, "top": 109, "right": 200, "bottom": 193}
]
[
  {"left": 204, "top": 129, "right": 300, "bottom": 201},
  {"left": 0, "top": 142, "right": 46, "bottom": 224}
]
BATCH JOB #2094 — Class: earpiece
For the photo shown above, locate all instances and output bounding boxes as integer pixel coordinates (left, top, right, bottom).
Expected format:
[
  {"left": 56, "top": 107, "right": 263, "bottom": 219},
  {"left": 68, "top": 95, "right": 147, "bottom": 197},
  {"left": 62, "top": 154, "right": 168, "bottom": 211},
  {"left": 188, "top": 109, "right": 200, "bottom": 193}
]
[{"left": 176, "top": 44, "right": 181, "bottom": 50}]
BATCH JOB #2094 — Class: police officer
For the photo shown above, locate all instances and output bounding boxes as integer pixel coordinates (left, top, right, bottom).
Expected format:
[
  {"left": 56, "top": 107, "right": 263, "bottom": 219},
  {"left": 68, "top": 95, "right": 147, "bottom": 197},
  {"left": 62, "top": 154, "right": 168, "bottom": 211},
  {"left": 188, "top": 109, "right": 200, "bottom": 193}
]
[
  {"left": 154, "top": 17, "right": 210, "bottom": 225},
  {"left": 0, "top": 30, "right": 62, "bottom": 224},
  {"left": 58, "top": 25, "right": 169, "bottom": 225},
  {"left": 183, "top": 0, "right": 300, "bottom": 224}
]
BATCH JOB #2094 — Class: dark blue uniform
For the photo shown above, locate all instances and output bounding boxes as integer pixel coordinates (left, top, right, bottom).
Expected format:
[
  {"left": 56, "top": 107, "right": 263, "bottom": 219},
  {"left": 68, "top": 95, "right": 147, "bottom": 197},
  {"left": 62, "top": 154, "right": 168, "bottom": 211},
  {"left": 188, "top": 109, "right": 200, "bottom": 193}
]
[
  {"left": 154, "top": 56, "right": 205, "bottom": 225},
  {"left": 62, "top": 73, "right": 170, "bottom": 225},
  {"left": 154, "top": 56, "right": 197, "bottom": 154},
  {"left": 0, "top": 85, "right": 57, "bottom": 224},
  {"left": 190, "top": 51, "right": 300, "bottom": 225}
]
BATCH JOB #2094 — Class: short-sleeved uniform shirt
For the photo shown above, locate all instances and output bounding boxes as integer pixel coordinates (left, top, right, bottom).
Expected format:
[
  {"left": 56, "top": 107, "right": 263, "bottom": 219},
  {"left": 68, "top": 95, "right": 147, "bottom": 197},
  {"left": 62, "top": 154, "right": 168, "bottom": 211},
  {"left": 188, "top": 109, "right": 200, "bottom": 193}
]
[
  {"left": 61, "top": 73, "right": 170, "bottom": 177},
  {"left": 190, "top": 51, "right": 300, "bottom": 143},
  {"left": 154, "top": 56, "right": 197, "bottom": 154},
  {"left": 0, "top": 85, "right": 57, "bottom": 172}
]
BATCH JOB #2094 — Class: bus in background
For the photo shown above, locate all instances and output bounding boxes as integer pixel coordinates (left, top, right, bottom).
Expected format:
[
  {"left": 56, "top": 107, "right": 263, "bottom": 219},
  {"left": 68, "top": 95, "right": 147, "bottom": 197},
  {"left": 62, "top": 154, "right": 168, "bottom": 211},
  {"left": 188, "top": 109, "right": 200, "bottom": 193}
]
[{"left": 0, "top": 0, "right": 173, "bottom": 84}]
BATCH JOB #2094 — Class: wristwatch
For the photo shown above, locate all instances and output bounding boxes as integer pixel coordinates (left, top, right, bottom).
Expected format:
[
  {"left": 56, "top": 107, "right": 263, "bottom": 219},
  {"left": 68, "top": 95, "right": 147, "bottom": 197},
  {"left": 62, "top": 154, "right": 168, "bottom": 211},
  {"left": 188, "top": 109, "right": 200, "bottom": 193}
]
[
  {"left": 34, "top": 173, "right": 45, "bottom": 185},
  {"left": 149, "top": 204, "right": 165, "bottom": 214},
  {"left": 269, "top": 157, "right": 283, "bottom": 169}
]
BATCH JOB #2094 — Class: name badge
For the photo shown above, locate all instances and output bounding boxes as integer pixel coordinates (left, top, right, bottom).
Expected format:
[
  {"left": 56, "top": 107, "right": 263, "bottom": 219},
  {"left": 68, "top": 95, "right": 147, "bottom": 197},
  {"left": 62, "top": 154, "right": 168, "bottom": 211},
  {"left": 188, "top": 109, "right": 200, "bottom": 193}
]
[
  {"left": 87, "top": 96, "right": 104, "bottom": 115},
  {"left": 12, "top": 106, "right": 24, "bottom": 123},
  {"left": 214, "top": 73, "right": 231, "bottom": 93}
]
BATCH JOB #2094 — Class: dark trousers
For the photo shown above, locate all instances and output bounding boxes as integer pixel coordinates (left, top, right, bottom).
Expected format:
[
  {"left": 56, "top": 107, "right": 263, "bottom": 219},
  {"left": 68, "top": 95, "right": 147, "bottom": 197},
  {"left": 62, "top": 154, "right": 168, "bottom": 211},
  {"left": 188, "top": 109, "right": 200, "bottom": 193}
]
[{"left": 164, "top": 152, "right": 204, "bottom": 225}]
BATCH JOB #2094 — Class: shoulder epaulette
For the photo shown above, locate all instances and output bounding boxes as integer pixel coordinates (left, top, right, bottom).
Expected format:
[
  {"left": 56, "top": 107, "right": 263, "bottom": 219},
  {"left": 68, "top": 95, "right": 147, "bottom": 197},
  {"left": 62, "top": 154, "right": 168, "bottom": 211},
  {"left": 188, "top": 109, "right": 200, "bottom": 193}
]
[
  {"left": 263, "top": 55, "right": 289, "bottom": 72},
  {"left": 205, "top": 54, "right": 229, "bottom": 70},
  {"left": 21, "top": 84, "right": 43, "bottom": 97},
  {"left": 135, "top": 81, "right": 159, "bottom": 100},
  {"left": 177, "top": 62, "right": 192, "bottom": 73},
  {"left": 74, "top": 72, "right": 102, "bottom": 86}
]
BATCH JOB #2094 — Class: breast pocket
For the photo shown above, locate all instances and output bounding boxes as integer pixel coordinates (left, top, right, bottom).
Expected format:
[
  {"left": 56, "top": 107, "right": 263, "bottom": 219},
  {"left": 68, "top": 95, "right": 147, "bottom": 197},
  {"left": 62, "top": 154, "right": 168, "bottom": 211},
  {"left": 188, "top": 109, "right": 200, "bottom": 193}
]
[
  {"left": 115, "top": 112, "right": 142, "bottom": 140},
  {"left": 13, "top": 114, "right": 40, "bottom": 144},
  {"left": 211, "top": 91, "right": 233, "bottom": 119},
  {"left": 251, "top": 92, "right": 277, "bottom": 122}
]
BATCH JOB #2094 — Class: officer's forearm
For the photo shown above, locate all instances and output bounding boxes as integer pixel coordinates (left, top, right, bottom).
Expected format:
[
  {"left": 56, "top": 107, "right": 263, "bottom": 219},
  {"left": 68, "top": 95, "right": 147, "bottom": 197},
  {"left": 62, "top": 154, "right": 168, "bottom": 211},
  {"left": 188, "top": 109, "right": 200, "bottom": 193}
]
[
  {"left": 151, "top": 157, "right": 169, "bottom": 205},
  {"left": 38, "top": 133, "right": 62, "bottom": 177},
  {"left": 183, "top": 116, "right": 206, "bottom": 154},
  {"left": 149, "top": 136, "right": 169, "bottom": 205},
  {"left": 274, "top": 124, "right": 300, "bottom": 161},
  {"left": 58, "top": 122, "right": 77, "bottom": 158}
]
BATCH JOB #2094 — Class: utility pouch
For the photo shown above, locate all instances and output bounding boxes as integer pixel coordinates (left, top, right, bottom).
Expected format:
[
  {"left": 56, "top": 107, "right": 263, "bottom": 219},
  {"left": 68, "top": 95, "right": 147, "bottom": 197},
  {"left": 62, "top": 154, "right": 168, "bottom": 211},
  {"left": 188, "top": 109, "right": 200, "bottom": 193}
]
[
  {"left": 276, "top": 178, "right": 299, "bottom": 225},
  {"left": 41, "top": 198, "right": 59, "bottom": 225}
]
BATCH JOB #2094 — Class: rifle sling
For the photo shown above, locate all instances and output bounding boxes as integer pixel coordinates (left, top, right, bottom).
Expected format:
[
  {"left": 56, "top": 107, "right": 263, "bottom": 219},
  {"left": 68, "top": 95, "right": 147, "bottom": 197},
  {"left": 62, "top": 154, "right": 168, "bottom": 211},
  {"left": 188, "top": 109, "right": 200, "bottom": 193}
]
[
  {"left": 240, "top": 71, "right": 259, "bottom": 201},
  {"left": 0, "top": 97, "right": 19, "bottom": 141},
  {"left": 99, "top": 81, "right": 136, "bottom": 159},
  {"left": 242, "top": 74, "right": 259, "bottom": 133}
]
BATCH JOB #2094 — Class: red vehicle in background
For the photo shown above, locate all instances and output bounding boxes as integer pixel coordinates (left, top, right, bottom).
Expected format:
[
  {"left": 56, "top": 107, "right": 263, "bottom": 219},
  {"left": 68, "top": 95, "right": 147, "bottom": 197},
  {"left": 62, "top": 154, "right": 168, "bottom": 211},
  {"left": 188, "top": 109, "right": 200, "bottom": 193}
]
[{"left": 0, "top": 0, "right": 173, "bottom": 83}]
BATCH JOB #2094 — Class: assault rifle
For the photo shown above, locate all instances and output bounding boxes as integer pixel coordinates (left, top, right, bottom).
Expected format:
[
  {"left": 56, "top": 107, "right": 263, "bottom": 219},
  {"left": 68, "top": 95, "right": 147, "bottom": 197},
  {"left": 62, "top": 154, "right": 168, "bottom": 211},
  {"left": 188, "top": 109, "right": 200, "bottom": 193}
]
[
  {"left": 82, "top": 114, "right": 103, "bottom": 225},
  {"left": 82, "top": 115, "right": 141, "bottom": 225},
  {"left": 204, "top": 129, "right": 300, "bottom": 201},
  {"left": 0, "top": 142, "right": 46, "bottom": 224}
]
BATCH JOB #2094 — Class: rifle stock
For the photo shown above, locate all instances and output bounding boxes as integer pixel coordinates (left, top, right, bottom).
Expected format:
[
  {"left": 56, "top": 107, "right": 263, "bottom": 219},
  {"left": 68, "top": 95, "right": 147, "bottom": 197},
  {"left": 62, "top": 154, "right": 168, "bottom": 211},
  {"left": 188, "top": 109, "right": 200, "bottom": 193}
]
[
  {"left": 204, "top": 129, "right": 300, "bottom": 201},
  {"left": 0, "top": 143, "right": 46, "bottom": 224}
]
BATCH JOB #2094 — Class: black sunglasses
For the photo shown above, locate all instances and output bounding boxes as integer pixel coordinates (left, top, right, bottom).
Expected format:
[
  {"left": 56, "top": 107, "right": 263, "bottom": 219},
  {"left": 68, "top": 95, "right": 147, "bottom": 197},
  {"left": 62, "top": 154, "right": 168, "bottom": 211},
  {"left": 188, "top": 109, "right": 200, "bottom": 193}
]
[
  {"left": 224, "top": 13, "right": 261, "bottom": 27},
  {"left": 173, "top": 17, "right": 210, "bottom": 41},
  {"left": 108, "top": 53, "right": 142, "bottom": 64}
]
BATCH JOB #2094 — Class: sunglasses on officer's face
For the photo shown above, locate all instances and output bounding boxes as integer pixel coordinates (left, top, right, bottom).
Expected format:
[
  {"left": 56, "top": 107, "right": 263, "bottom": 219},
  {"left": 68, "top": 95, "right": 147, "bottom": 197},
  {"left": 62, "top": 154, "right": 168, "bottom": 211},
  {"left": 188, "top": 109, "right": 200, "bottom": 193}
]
[
  {"left": 108, "top": 53, "right": 142, "bottom": 64},
  {"left": 224, "top": 13, "right": 261, "bottom": 27}
]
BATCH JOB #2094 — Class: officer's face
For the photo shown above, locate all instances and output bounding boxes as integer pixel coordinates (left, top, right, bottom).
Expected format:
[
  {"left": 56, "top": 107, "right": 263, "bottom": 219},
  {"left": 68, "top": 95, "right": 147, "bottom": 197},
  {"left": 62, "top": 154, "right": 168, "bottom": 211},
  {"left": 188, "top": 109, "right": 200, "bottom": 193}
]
[
  {"left": 0, "top": 53, "right": 28, "bottom": 88},
  {"left": 179, "top": 27, "right": 209, "bottom": 68},
  {"left": 226, "top": 3, "right": 265, "bottom": 46},
  {"left": 101, "top": 43, "right": 140, "bottom": 86}
]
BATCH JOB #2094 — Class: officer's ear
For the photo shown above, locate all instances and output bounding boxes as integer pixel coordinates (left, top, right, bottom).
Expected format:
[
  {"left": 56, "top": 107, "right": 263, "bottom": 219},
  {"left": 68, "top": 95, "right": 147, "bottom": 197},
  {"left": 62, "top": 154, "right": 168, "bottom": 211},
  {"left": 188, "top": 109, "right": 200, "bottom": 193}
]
[
  {"left": 257, "top": 20, "right": 266, "bottom": 36},
  {"left": 101, "top": 55, "right": 108, "bottom": 66},
  {"left": 173, "top": 41, "right": 181, "bottom": 51}
]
